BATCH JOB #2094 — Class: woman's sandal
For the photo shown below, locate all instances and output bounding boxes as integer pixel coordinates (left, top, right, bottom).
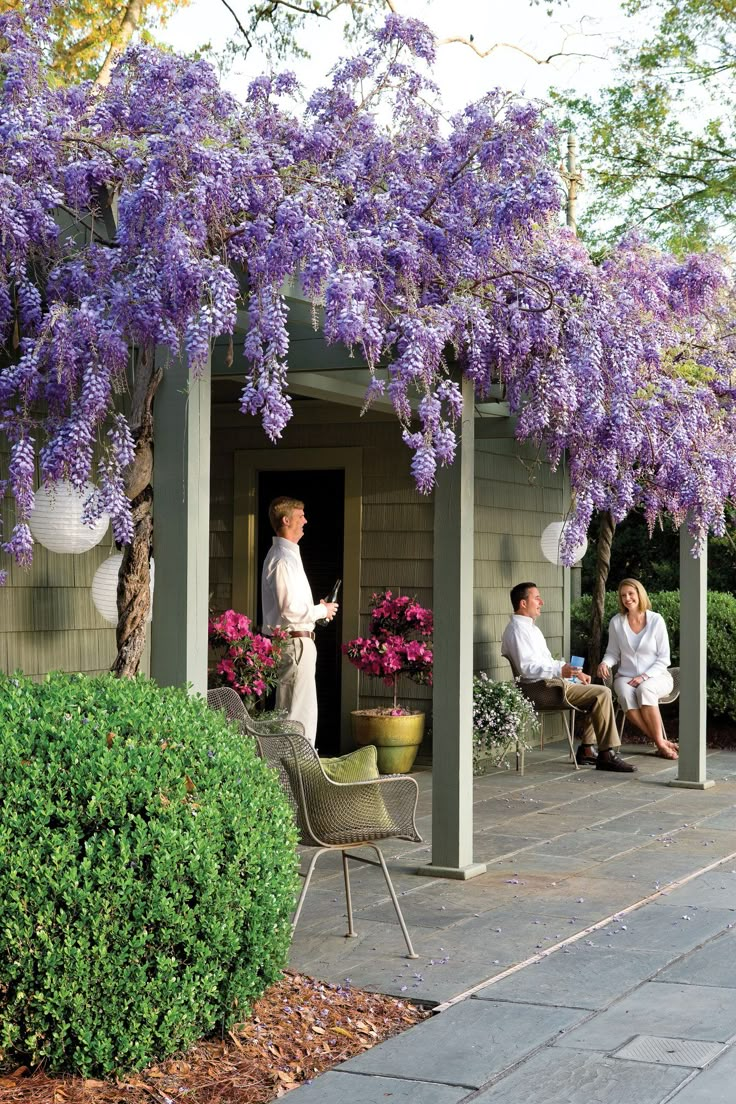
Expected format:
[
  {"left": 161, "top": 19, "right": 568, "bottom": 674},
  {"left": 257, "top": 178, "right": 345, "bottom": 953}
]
[{"left": 654, "top": 744, "right": 678, "bottom": 759}]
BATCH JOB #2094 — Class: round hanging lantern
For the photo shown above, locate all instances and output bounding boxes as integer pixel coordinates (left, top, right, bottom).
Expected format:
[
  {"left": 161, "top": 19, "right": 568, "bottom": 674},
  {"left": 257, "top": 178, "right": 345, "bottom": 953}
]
[
  {"left": 91, "top": 553, "right": 155, "bottom": 624},
  {"left": 29, "top": 481, "right": 109, "bottom": 554},
  {"left": 540, "top": 521, "right": 588, "bottom": 567}
]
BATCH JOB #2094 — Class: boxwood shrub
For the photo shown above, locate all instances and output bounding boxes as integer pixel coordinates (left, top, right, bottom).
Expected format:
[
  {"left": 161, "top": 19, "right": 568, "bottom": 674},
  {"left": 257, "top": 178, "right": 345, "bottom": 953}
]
[
  {"left": 0, "top": 672, "right": 299, "bottom": 1076},
  {"left": 571, "top": 590, "right": 736, "bottom": 721}
]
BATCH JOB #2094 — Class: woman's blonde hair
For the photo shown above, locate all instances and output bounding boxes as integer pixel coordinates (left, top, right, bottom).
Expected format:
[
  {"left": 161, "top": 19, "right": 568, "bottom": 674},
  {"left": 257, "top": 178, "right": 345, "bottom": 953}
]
[{"left": 617, "top": 577, "right": 651, "bottom": 615}]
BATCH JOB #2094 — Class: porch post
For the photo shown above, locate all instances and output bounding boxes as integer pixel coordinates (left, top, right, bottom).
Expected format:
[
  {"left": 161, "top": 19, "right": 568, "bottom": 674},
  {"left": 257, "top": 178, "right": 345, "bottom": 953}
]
[
  {"left": 150, "top": 351, "right": 211, "bottom": 696},
  {"left": 670, "top": 523, "right": 713, "bottom": 789},
  {"left": 423, "top": 376, "right": 487, "bottom": 880}
]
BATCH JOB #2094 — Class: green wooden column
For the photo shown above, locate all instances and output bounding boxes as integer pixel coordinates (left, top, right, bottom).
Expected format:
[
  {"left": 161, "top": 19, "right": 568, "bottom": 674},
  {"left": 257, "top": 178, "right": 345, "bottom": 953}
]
[
  {"left": 670, "top": 523, "right": 713, "bottom": 789},
  {"left": 423, "top": 376, "right": 487, "bottom": 880},
  {"left": 150, "top": 352, "right": 211, "bottom": 696}
]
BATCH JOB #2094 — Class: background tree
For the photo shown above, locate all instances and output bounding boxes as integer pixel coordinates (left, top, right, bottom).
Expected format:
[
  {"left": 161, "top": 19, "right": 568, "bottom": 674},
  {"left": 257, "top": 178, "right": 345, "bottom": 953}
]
[
  {"left": 0, "top": 0, "right": 188, "bottom": 83},
  {"left": 555, "top": 0, "right": 736, "bottom": 253},
  {"left": 582, "top": 510, "right": 736, "bottom": 595}
]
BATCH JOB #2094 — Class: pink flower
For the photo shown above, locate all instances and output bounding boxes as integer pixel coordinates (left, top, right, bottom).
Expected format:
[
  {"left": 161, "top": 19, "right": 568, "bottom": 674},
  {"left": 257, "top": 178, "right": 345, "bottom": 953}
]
[
  {"left": 208, "top": 608, "right": 285, "bottom": 699},
  {"left": 343, "top": 590, "right": 433, "bottom": 708}
]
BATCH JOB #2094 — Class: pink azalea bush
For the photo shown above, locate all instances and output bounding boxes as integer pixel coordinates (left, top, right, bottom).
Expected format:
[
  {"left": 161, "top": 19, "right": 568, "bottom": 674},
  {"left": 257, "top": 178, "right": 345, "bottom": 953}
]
[
  {"left": 208, "top": 610, "right": 286, "bottom": 700},
  {"left": 343, "top": 591, "right": 433, "bottom": 713}
]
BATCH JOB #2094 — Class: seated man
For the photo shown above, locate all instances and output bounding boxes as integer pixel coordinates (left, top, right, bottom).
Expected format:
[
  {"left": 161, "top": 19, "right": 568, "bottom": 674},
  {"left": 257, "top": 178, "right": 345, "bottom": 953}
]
[{"left": 501, "top": 582, "right": 635, "bottom": 773}]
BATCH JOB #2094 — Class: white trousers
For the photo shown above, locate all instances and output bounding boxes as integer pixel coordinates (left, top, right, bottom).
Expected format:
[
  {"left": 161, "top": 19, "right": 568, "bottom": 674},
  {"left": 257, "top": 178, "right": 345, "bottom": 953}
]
[
  {"left": 275, "top": 637, "right": 318, "bottom": 746},
  {"left": 614, "top": 670, "right": 674, "bottom": 712}
]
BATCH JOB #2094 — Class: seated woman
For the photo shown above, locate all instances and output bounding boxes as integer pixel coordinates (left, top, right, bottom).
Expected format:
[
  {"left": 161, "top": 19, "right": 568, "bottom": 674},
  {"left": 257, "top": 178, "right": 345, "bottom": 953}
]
[{"left": 597, "top": 578, "right": 678, "bottom": 760}]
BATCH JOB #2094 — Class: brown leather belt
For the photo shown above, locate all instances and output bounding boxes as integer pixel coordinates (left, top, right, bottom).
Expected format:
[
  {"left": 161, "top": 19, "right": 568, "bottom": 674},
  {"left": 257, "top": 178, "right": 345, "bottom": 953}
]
[{"left": 286, "top": 630, "right": 314, "bottom": 640}]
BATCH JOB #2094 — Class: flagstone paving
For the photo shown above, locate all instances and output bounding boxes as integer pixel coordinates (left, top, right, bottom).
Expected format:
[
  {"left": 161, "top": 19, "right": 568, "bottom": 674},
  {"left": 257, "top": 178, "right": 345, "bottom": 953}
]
[{"left": 287, "top": 743, "right": 736, "bottom": 1102}]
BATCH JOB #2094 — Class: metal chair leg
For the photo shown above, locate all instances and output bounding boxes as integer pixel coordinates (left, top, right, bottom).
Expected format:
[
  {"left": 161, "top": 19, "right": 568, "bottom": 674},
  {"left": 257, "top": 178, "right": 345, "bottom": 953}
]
[
  {"left": 564, "top": 713, "right": 580, "bottom": 770},
  {"left": 342, "top": 850, "right": 357, "bottom": 938},
  {"left": 292, "top": 847, "right": 324, "bottom": 931},
  {"left": 368, "top": 844, "right": 418, "bottom": 959}
]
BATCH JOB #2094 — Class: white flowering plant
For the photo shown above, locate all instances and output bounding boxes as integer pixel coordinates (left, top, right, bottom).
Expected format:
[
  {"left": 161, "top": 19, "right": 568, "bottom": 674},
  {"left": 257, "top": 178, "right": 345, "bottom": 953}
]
[{"left": 472, "top": 673, "right": 540, "bottom": 773}]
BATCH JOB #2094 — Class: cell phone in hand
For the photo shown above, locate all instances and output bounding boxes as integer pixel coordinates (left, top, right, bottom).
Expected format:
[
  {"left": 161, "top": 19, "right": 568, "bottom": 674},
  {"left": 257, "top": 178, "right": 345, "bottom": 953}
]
[{"left": 569, "top": 655, "right": 585, "bottom": 683}]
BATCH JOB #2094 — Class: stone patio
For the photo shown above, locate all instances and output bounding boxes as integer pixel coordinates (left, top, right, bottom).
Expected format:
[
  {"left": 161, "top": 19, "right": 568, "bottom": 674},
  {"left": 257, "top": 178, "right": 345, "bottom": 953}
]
[{"left": 286, "top": 741, "right": 736, "bottom": 1103}]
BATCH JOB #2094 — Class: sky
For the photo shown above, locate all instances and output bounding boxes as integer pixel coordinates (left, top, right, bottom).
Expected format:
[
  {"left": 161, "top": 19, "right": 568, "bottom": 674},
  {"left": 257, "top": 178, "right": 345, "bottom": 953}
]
[{"left": 158, "top": 0, "right": 633, "bottom": 114}]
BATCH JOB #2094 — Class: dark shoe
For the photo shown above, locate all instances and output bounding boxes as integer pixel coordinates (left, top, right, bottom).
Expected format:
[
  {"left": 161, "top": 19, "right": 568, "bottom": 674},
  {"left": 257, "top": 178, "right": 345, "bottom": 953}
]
[
  {"left": 596, "top": 749, "right": 636, "bottom": 773},
  {"left": 576, "top": 744, "right": 598, "bottom": 765}
]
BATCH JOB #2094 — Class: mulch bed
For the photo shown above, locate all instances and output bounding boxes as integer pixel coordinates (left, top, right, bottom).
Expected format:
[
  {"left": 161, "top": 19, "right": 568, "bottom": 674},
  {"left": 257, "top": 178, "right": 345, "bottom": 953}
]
[{"left": 0, "top": 972, "right": 429, "bottom": 1104}]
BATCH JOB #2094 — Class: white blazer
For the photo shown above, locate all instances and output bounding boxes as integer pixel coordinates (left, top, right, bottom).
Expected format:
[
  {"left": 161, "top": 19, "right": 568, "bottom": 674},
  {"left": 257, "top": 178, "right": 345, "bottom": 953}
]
[{"left": 602, "top": 611, "right": 671, "bottom": 680}]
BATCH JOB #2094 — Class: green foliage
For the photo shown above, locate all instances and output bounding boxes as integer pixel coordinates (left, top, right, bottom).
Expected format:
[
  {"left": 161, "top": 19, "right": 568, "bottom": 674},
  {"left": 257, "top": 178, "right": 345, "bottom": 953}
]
[
  {"left": 0, "top": 673, "right": 299, "bottom": 1076},
  {"left": 571, "top": 590, "right": 736, "bottom": 721},
  {"left": 554, "top": 0, "right": 736, "bottom": 251},
  {"left": 580, "top": 510, "right": 736, "bottom": 595},
  {"left": 472, "top": 673, "right": 540, "bottom": 773}
]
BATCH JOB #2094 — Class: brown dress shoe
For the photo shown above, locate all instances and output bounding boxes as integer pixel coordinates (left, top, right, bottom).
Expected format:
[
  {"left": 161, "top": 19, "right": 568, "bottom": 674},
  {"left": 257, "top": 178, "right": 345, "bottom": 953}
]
[
  {"left": 576, "top": 744, "right": 598, "bottom": 765},
  {"left": 596, "top": 749, "right": 636, "bottom": 772}
]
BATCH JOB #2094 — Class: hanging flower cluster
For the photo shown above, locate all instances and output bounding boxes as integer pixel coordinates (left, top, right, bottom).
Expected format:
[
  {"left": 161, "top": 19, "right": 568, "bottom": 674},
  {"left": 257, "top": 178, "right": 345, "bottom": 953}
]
[
  {"left": 1, "top": 3, "right": 736, "bottom": 584},
  {"left": 343, "top": 590, "right": 433, "bottom": 713},
  {"left": 208, "top": 610, "right": 286, "bottom": 700}
]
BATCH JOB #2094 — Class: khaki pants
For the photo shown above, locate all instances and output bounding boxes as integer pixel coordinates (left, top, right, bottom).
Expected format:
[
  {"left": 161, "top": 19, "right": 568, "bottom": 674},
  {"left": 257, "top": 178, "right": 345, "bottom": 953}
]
[
  {"left": 564, "top": 682, "right": 620, "bottom": 751},
  {"left": 276, "top": 637, "right": 318, "bottom": 747}
]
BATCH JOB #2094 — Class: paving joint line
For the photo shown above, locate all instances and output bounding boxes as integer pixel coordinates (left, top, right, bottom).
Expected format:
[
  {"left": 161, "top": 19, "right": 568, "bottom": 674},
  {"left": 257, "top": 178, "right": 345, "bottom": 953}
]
[{"left": 431, "top": 847, "right": 736, "bottom": 1013}]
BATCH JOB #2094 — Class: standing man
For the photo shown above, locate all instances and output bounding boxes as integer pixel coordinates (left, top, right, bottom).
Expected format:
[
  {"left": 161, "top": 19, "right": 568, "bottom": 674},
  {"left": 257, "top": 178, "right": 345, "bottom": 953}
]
[
  {"left": 501, "top": 582, "right": 635, "bottom": 773},
  {"left": 261, "top": 496, "right": 339, "bottom": 747}
]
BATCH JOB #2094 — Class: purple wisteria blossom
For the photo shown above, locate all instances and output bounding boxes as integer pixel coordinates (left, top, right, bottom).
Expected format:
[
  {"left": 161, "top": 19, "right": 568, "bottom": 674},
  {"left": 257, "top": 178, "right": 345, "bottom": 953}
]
[{"left": 1, "top": 4, "right": 735, "bottom": 578}]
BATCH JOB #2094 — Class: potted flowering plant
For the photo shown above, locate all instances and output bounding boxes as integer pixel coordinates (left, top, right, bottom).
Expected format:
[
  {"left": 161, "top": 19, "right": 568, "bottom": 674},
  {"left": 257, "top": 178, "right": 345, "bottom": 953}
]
[
  {"left": 472, "top": 673, "right": 540, "bottom": 774},
  {"left": 208, "top": 609, "right": 286, "bottom": 704},
  {"left": 343, "top": 590, "right": 433, "bottom": 773}
]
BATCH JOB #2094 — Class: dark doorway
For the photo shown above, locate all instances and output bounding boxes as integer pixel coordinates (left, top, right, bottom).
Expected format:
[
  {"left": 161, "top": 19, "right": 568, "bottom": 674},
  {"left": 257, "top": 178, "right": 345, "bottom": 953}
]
[{"left": 257, "top": 469, "right": 345, "bottom": 755}]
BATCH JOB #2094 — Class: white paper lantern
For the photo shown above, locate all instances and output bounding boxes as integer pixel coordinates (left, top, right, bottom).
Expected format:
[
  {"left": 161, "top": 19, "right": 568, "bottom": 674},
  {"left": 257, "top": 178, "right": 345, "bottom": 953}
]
[
  {"left": 91, "top": 553, "right": 155, "bottom": 624},
  {"left": 29, "top": 481, "right": 109, "bottom": 554},
  {"left": 540, "top": 521, "right": 588, "bottom": 567}
]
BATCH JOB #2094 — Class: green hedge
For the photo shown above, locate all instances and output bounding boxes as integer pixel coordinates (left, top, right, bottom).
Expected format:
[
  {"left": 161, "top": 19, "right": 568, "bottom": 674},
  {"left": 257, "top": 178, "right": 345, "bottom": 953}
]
[
  {"left": 571, "top": 590, "right": 736, "bottom": 721},
  {"left": 0, "top": 673, "right": 299, "bottom": 1076}
]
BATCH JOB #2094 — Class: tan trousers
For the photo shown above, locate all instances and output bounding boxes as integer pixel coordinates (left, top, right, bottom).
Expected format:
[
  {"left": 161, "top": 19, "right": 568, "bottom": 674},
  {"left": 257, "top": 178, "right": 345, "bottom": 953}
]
[
  {"left": 565, "top": 682, "right": 620, "bottom": 751},
  {"left": 276, "top": 637, "right": 318, "bottom": 747}
]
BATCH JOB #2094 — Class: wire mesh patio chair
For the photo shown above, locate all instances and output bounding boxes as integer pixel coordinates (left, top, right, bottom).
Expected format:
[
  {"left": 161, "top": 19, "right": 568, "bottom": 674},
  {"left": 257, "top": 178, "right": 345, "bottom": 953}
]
[
  {"left": 605, "top": 666, "right": 681, "bottom": 742},
  {"left": 206, "top": 686, "right": 305, "bottom": 738},
  {"left": 206, "top": 685, "right": 249, "bottom": 728},
  {"left": 502, "top": 655, "right": 583, "bottom": 769},
  {"left": 254, "top": 728, "right": 422, "bottom": 959}
]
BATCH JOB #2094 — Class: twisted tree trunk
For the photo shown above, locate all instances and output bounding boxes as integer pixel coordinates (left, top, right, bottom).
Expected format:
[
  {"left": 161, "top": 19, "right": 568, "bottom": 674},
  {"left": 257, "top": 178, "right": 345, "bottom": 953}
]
[
  {"left": 111, "top": 346, "right": 162, "bottom": 677},
  {"left": 587, "top": 510, "right": 616, "bottom": 675}
]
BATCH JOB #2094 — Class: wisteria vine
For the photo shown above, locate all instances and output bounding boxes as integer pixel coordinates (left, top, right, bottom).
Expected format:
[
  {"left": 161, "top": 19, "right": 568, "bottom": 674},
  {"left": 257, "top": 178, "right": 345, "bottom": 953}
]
[{"left": 1, "top": 2, "right": 735, "bottom": 586}]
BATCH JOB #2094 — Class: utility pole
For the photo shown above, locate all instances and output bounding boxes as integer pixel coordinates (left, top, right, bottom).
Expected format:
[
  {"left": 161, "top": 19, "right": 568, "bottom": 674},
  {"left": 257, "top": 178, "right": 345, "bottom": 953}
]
[{"left": 564, "top": 132, "right": 582, "bottom": 234}]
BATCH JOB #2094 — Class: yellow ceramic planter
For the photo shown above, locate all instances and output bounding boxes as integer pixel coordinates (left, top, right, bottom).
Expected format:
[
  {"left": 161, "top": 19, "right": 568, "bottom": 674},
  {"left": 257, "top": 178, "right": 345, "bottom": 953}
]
[{"left": 351, "top": 710, "right": 425, "bottom": 774}]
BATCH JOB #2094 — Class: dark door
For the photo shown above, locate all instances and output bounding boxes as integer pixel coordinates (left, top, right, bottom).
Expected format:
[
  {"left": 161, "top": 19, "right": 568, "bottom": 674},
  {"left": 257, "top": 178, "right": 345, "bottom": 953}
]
[{"left": 256, "top": 469, "right": 345, "bottom": 755}]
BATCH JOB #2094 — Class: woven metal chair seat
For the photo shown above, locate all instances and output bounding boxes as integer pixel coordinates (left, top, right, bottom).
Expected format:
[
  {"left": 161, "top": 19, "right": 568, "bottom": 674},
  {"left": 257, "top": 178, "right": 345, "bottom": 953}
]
[
  {"left": 605, "top": 665, "right": 680, "bottom": 739},
  {"left": 255, "top": 727, "right": 421, "bottom": 958},
  {"left": 502, "top": 654, "right": 580, "bottom": 767}
]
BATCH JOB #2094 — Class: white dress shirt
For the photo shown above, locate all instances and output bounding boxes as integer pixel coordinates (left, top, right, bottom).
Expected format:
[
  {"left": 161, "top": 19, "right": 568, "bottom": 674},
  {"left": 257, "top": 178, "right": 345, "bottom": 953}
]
[
  {"left": 602, "top": 611, "right": 671, "bottom": 680},
  {"left": 261, "top": 537, "right": 323, "bottom": 633},
  {"left": 501, "top": 614, "right": 563, "bottom": 681}
]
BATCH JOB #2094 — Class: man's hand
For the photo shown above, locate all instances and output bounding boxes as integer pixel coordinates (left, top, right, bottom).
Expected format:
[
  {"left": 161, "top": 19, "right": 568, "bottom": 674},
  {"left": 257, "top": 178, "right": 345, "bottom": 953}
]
[
  {"left": 561, "top": 663, "right": 589, "bottom": 683},
  {"left": 320, "top": 601, "right": 339, "bottom": 622}
]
